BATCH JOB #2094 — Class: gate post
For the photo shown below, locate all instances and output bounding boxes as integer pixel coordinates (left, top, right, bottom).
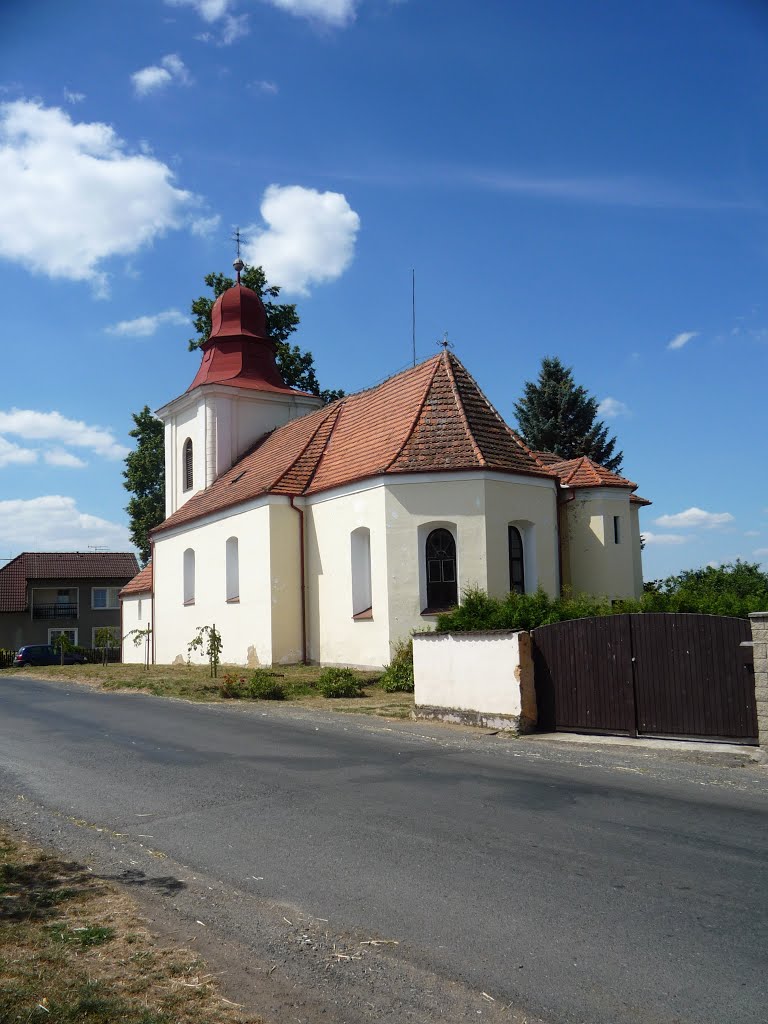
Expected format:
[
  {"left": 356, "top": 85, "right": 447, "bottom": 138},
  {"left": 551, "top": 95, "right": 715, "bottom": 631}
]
[{"left": 749, "top": 612, "right": 768, "bottom": 754}]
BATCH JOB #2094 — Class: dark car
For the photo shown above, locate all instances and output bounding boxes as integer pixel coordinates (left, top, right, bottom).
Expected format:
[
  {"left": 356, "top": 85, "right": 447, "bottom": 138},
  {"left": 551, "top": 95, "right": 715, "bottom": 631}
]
[{"left": 14, "top": 644, "right": 87, "bottom": 667}]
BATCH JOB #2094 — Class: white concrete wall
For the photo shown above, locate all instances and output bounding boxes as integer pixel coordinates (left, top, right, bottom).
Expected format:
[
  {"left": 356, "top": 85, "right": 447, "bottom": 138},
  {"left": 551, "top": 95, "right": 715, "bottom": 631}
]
[
  {"left": 304, "top": 486, "right": 391, "bottom": 668},
  {"left": 413, "top": 630, "right": 536, "bottom": 731},
  {"left": 482, "top": 477, "right": 559, "bottom": 598},
  {"left": 152, "top": 502, "right": 275, "bottom": 666},
  {"left": 563, "top": 489, "right": 640, "bottom": 600},
  {"left": 121, "top": 593, "right": 153, "bottom": 665}
]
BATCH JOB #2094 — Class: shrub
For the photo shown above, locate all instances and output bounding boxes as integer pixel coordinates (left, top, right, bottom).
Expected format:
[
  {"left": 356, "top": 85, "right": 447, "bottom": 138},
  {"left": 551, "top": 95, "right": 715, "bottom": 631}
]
[
  {"left": 380, "top": 638, "right": 414, "bottom": 692},
  {"left": 219, "top": 672, "right": 248, "bottom": 699},
  {"left": 318, "top": 667, "right": 363, "bottom": 698},
  {"left": 245, "top": 669, "right": 286, "bottom": 700}
]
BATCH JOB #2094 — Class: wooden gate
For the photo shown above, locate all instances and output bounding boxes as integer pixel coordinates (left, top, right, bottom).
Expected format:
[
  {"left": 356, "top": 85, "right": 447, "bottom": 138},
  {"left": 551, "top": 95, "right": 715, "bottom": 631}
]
[{"left": 532, "top": 613, "right": 757, "bottom": 742}]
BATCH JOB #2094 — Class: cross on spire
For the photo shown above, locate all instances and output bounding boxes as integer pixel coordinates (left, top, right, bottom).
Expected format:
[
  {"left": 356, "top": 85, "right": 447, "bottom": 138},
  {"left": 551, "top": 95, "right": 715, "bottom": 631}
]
[{"left": 232, "top": 227, "right": 246, "bottom": 283}]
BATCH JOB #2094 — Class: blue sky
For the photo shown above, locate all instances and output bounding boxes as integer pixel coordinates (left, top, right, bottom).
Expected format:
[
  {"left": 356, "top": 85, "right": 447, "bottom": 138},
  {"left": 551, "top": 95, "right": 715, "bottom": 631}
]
[{"left": 0, "top": 0, "right": 766, "bottom": 580}]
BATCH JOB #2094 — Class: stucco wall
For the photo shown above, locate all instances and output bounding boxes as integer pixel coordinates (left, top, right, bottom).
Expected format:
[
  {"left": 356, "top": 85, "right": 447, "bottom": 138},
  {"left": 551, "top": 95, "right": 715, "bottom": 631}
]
[
  {"left": 413, "top": 630, "right": 536, "bottom": 731},
  {"left": 121, "top": 593, "right": 153, "bottom": 665},
  {"left": 153, "top": 502, "right": 275, "bottom": 666},
  {"left": 268, "top": 503, "right": 303, "bottom": 663},
  {"left": 0, "top": 578, "right": 128, "bottom": 652},
  {"left": 482, "top": 477, "right": 559, "bottom": 598},
  {"left": 563, "top": 489, "right": 639, "bottom": 600},
  {"left": 304, "top": 486, "right": 391, "bottom": 668}
]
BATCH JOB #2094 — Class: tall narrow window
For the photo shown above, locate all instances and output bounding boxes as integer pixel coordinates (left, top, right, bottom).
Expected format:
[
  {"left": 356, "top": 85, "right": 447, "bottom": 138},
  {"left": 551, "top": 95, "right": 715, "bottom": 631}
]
[
  {"left": 183, "top": 548, "right": 195, "bottom": 605},
  {"left": 425, "top": 528, "right": 457, "bottom": 610},
  {"left": 183, "top": 438, "right": 193, "bottom": 491},
  {"left": 351, "top": 527, "right": 372, "bottom": 618},
  {"left": 508, "top": 526, "right": 525, "bottom": 595},
  {"left": 226, "top": 537, "right": 240, "bottom": 602}
]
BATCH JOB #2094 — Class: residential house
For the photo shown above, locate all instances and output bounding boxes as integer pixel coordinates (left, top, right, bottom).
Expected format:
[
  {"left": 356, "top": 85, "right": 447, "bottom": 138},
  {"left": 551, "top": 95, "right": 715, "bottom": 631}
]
[{"left": 0, "top": 552, "right": 140, "bottom": 652}]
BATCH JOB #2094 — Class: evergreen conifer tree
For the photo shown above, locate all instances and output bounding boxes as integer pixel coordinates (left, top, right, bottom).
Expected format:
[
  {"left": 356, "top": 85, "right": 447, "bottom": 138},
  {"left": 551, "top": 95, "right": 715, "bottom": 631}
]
[{"left": 514, "top": 356, "right": 623, "bottom": 472}]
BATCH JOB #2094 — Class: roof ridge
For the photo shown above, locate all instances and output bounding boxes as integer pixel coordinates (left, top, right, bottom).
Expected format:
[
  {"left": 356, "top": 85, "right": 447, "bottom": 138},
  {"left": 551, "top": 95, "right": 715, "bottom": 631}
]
[
  {"left": 272, "top": 401, "right": 344, "bottom": 494},
  {"left": 447, "top": 353, "right": 547, "bottom": 471},
  {"left": 443, "top": 351, "right": 486, "bottom": 467},
  {"left": 382, "top": 354, "right": 443, "bottom": 472}
]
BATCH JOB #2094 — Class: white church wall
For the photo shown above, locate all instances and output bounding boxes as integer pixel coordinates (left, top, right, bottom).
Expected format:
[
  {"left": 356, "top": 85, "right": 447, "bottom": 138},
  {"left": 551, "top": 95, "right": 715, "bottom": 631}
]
[
  {"left": 305, "top": 486, "right": 391, "bottom": 668},
  {"left": 121, "top": 593, "right": 153, "bottom": 665},
  {"left": 153, "top": 503, "right": 275, "bottom": 666},
  {"left": 481, "top": 477, "right": 559, "bottom": 598},
  {"left": 564, "top": 488, "right": 638, "bottom": 600},
  {"left": 629, "top": 504, "right": 644, "bottom": 598},
  {"left": 384, "top": 477, "right": 490, "bottom": 644}
]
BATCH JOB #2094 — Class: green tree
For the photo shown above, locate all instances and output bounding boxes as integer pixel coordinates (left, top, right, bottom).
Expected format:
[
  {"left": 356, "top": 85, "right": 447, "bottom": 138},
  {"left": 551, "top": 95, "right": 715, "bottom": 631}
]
[
  {"left": 123, "top": 406, "right": 165, "bottom": 565},
  {"left": 189, "top": 264, "right": 344, "bottom": 404},
  {"left": 514, "top": 356, "right": 623, "bottom": 472},
  {"left": 643, "top": 560, "right": 768, "bottom": 617}
]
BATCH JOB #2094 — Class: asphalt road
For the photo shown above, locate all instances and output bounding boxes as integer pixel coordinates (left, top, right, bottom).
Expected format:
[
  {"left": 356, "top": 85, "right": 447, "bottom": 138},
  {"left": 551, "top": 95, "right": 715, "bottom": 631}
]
[{"left": 1, "top": 673, "right": 767, "bottom": 1024}]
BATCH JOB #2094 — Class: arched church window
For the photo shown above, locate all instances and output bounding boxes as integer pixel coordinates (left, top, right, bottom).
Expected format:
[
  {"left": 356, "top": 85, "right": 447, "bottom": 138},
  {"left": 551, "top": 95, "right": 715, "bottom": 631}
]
[
  {"left": 425, "top": 528, "right": 457, "bottom": 610},
  {"left": 508, "top": 525, "right": 525, "bottom": 595},
  {"left": 226, "top": 537, "right": 239, "bottom": 602},
  {"left": 183, "top": 438, "right": 193, "bottom": 491},
  {"left": 183, "top": 548, "right": 195, "bottom": 605},
  {"left": 350, "top": 527, "right": 372, "bottom": 618}
]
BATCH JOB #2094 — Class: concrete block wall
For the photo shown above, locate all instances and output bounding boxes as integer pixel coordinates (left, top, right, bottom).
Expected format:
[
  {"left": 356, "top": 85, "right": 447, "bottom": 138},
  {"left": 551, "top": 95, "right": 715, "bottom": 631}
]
[
  {"left": 749, "top": 612, "right": 768, "bottom": 753},
  {"left": 412, "top": 630, "right": 537, "bottom": 733}
]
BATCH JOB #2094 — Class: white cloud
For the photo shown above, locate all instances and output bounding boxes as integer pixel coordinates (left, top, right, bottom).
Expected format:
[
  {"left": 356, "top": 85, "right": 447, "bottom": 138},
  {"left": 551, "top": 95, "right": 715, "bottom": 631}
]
[
  {"left": 190, "top": 214, "right": 221, "bottom": 236},
  {"left": 0, "top": 100, "right": 194, "bottom": 290},
  {"left": 244, "top": 184, "right": 360, "bottom": 295},
  {"left": 0, "top": 496, "right": 131, "bottom": 552},
  {"left": 754, "top": 548, "right": 768, "bottom": 557},
  {"left": 63, "top": 89, "right": 85, "bottom": 104},
  {"left": 264, "top": 0, "right": 358, "bottom": 25},
  {"left": 0, "top": 409, "right": 128, "bottom": 460},
  {"left": 131, "top": 54, "right": 191, "bottom": 96},
  {"left": 641, "top": 532, "right": 689, "bottom": 546},
  {"left": 249, "top": 79, "right": 279, "bottom": 95},
  {"left": 667, "top": 331, "right": 698, "bottom": 351},
  {"left": 44, "top": 449, "right": 87, "bottom": 469},
  {"left": 654, "top": 507, "right": 734, "bottom": 530},
  {"left": 744, "top": 530, "right": 760, "bottom": 537},
  {"left": 167, "top": 0, "right": 356, "bottom": 29},
  {"left": 105, "top": 309, "right": 189, "bottom": 338},
  {"left": 0, "top": 437, "right": 37, "bottom": 468},
  {"left": 597, "top": 396, "right": 630, "bottom": 419},
  {"left": 166, "top": 0, "right": 249, "bottom": 42}
]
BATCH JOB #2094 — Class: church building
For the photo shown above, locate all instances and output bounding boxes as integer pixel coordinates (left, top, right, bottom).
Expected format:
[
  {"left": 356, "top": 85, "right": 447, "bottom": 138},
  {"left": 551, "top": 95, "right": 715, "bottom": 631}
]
[{"left": 121, "top": 268, "right": 649, "bottom": 669}]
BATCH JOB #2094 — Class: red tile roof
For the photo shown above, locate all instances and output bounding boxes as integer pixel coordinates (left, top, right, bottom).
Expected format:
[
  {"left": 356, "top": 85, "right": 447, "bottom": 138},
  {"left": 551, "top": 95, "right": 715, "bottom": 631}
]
[
  {"left": 538, "top": 454, "right": 637, "bottom": 490},
  {"left": 120, "top": 561, "right": 153, "bottom": 597},
  {"left": 153, "top": 351, "right": 553, "bottom": 536},
  {"left": 630, "top": 494, "right": 652, "bottom": 507},
  {"left": 0, "top": 552, "right": 140, "bottom": 613}
]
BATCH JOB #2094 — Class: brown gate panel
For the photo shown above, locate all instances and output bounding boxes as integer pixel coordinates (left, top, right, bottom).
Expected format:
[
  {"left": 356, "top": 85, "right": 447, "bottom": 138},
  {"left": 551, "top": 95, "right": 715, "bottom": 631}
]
[
  {"left": 630, "top": 613, "right": 756, "bottom": 741},
  {"left": 532, "top": 616, "right": 635, "bottom": 734}
]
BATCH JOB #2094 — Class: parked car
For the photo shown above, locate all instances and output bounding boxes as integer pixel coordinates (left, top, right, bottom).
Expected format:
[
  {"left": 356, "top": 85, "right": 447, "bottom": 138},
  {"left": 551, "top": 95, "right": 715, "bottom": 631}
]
[{"left": 14, "top": 644, "right": 87, "bottom": 667}]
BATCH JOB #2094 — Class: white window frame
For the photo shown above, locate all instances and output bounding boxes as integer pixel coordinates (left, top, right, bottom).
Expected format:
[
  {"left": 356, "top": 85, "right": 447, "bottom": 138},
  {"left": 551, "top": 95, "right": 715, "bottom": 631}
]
[
  {"left": 92, "top": 626, "right": 121, "bottom": 647},
  {"left": 48, "top": 628, "right": 78, "bottom": 645},
  {"left": 92, "top": 586, "right": 120, "bottom": 610},
  {"left": 350, "top": 526, "right": 372, "bottom": 619}
]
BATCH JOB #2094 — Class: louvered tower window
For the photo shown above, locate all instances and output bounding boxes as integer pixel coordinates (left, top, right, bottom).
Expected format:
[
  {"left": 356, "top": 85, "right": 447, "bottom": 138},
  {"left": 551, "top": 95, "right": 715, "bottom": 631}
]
[{"left": 183, "top": 438, "right": 193, "bottom": 491}]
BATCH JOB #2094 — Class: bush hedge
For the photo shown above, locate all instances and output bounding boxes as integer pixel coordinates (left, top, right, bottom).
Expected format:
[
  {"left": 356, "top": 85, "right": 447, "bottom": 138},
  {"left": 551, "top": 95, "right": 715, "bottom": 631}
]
[
  {"left": 380, "top": 638, "right": 415, "bottom": 692},
  {"left": 318, "top": 667, "right": 363, "bottom": 698}
]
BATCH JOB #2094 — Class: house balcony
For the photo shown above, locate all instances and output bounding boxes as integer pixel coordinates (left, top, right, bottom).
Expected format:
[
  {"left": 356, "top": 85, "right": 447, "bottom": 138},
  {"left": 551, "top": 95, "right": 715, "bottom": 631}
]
[{"left": 32, "top": 604, "right": 79, "bottom": 620}]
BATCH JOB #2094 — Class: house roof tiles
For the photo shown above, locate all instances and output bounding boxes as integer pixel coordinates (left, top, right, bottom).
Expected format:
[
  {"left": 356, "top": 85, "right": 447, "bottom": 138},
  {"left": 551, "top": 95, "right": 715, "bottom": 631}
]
[
  {"left": 120, "top": 561, "right": 154, "bottom": 597},
  {"left": 0, "top": 552, "right": 140, "bottom": 613},
  {"left": 153, "top": 351, "right": 553, "bottom": 536}
]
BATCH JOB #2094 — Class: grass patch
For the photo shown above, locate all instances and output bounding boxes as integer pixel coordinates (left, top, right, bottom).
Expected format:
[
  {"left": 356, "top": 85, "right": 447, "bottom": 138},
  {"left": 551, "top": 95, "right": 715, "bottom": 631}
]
[
  {"left": 4, "top": 662, "right": 413, "bottom": 717},
  {"left": 0, "top": 828, "right": 258, "bottom": 1023}
]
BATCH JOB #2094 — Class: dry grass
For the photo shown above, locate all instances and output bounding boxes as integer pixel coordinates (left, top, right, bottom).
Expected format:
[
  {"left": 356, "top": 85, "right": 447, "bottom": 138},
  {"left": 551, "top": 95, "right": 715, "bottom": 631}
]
[
  {"left": 0, "top": 828, "right": 259, "bottom": 1023},
  {"left": 4, "top": 662, "right": 415, "bottom": 718}
]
